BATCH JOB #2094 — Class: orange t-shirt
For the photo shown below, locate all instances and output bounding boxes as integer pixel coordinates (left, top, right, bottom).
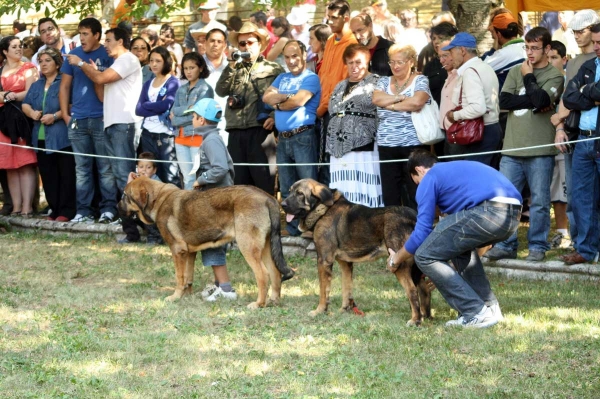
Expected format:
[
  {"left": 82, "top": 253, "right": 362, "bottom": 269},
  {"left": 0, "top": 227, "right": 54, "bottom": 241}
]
[{"left": 174, "top": 126, "right": 202, "bottom": 147}]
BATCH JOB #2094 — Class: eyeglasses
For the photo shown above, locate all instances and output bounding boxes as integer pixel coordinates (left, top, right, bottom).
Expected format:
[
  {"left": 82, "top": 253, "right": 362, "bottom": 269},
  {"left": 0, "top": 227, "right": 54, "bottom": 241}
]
[
  {"left": 388, "top": 60, "right": 409, "bottom": 66},
  {"left": 238, "top": 39, "right": 258, "bottom": 47},
  {"left": 39, "top": 26, "right": 56, "bottom": 35},
  {"left": 522, "top": 45, "right": 543, "bottom": 52}
]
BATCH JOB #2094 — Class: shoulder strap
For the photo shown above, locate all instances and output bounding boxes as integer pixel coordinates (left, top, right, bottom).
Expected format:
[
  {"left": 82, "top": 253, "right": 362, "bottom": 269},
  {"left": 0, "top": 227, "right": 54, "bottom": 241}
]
[{"left": 458, "top": 67, "right": 482, "bottom": 106}]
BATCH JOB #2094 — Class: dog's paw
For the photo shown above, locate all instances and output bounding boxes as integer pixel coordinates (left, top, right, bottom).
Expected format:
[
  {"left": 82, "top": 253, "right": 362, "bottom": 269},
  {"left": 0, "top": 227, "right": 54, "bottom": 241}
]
[
  {"left": 405, "top": 319, "right": 422, "bottom": 327},
  {"left": 165, "top": 294, "right": 181, "bottom": 302},
  {"left": 309, "top": 308, "right": 325, "bottom": 317},
  {"left": 247, "top": 301, "right": 265, "bottom": 309}
]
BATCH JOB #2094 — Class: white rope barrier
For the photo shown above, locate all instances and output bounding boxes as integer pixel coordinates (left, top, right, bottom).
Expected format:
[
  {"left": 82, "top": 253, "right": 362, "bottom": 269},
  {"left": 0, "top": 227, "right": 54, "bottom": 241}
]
[{"left": 0, "top": 136, "right": 598, "bottom": 167}]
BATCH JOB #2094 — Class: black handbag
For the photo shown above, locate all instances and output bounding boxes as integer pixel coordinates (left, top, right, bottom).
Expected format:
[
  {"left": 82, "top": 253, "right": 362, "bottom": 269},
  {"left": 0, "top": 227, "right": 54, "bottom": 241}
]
[{"left": 564, "top": 111, "right": 581, "bottom": 141}]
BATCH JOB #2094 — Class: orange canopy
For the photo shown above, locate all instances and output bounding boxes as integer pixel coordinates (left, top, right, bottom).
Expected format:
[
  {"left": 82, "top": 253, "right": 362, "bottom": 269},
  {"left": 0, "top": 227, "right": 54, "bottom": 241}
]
[{"left": 505, "top": 0, "right": 600, "bottom": 13}]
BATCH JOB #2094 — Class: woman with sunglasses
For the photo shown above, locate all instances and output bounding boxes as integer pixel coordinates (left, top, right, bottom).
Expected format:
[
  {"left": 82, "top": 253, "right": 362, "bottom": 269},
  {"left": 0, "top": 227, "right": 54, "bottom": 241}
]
[
  {"left": 372, "top": 44, "right": 431, "bottom": 210},
  {"left": 130, "top": 36, "right": 154, "bottom": 83},
  {"left": 23, "top": 48, "right": 75, "bottom": 222},
  {"left": 0, "top": 36, "right": 39, "bottom": 217}
]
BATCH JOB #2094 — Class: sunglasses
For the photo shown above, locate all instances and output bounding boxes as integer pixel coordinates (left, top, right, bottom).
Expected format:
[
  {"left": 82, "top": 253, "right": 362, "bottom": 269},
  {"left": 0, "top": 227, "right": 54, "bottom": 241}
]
[{"left": 238, "top": 39, "right": 258, "bottom": 47}]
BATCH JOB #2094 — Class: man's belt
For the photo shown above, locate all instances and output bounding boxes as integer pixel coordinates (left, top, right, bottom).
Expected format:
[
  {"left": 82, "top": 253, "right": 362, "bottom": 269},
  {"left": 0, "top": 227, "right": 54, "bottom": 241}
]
[
  {"left": 480, "top": 200, "right": 522, "bottom": 211},
  {"left": 580, "top": 129, "right": 597, "bottom": 137},
  {"left": 336, "top": 111, "right": 376, "bottom": 118},
  {"left": 279, "top": 124, "right": 314, "bottom": 139}
]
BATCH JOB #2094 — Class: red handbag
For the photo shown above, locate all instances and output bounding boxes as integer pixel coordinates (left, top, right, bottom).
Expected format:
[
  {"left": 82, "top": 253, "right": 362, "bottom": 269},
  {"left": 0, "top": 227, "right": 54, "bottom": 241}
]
[{"left": 446, "top": 68, "right": 484, "bottom": 145}]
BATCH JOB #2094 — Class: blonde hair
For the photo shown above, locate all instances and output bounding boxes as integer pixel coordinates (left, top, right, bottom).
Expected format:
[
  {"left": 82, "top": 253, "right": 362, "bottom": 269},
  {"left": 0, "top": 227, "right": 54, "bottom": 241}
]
[{"left": 388, "top": 44, "right": 417, "bottom": 70}]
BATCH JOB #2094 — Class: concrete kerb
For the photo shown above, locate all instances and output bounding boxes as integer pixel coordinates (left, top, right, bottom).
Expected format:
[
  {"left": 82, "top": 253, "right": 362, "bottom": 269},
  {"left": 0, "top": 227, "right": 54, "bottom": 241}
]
[{"left": 2, "top": 215, "right": 599, "bottom": 281}]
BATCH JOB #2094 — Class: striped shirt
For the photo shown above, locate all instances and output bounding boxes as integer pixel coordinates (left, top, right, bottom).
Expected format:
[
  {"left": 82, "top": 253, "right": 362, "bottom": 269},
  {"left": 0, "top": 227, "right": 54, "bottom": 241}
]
[{"left": 376, "top": 74, "right": 431, "bottom": 147}]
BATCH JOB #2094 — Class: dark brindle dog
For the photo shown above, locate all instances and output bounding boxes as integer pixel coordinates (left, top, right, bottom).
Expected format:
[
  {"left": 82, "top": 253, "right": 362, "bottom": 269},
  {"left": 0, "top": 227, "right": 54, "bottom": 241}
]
[
  {"left": 281, "top": 178, "right": 432, "bottom": 326},
  {"left": 118, "top": 177, "right": 295, "bottom": 308}
]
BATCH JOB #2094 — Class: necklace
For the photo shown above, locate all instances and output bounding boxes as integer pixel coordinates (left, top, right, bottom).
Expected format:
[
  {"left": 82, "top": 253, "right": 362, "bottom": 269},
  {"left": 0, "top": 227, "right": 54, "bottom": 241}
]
[{"left": 394, "top": 72, "right": 412, "bottom": 95}]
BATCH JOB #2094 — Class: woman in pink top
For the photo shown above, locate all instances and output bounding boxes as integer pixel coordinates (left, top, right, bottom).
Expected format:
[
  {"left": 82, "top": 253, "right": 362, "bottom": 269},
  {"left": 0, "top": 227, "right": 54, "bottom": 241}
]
[{"left": 0, "top": 36, "right": 39, "bottom": 217}]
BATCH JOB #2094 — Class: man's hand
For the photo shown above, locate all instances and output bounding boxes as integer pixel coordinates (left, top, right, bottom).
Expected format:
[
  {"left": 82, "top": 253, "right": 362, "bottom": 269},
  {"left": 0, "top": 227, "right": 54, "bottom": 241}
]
[
  {"left": 551, "top": 111, "right": 568, "bottom": 127},
  {"left": 263, "top": 117, "right": 275, "bottom": 131},
  {"left": 446, "top": 110, "right": 456, "bottom": 124},
  {"left": 521, "top": 60, "right": 533, "bottom": 76},
  {"left": 387, "top": 248, "right": 399, "bottom": 272},
  {"left": 64, "top": 54, "right": 82, "bottom": 66},
  {"left": 555, "top": 129, "right": 571, "bottom": 153}
]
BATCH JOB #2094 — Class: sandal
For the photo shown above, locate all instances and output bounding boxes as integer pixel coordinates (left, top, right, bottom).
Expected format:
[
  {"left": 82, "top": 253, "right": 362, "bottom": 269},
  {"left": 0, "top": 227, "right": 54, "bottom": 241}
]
[
  {"left": 21, "top": 212, "right": 33, "bottom": 219},
  {"left": 9, "top": 212, "right": 21, "bottom": 217}
]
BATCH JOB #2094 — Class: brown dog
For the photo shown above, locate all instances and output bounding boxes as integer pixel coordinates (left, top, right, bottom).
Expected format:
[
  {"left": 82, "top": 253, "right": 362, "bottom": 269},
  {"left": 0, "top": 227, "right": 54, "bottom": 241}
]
[
  {"left": 281, "top": 178, "right": 431, "bottom": 326},
  {"left": 118, "top": 177, "right": 294, "bottom": 308}
]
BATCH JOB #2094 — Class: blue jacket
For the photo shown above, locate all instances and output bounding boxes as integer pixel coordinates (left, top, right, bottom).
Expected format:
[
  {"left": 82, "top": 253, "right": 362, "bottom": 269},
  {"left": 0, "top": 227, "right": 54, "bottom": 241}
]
[
  {"left": 135, "top": 75, "right": 180, "bottom": 131},
  {"left": 171, "top": 79, "right": 214, "bottom": 137},
  {"left": 23, "top": 74, "right": 70, "bottom": 153}
]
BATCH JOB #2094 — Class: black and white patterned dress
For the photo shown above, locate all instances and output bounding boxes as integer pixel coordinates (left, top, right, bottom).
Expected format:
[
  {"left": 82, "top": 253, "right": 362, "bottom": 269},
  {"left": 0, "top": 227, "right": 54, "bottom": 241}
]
[{"left": 326, "top": 74, "right": 383, "bottom": 208}]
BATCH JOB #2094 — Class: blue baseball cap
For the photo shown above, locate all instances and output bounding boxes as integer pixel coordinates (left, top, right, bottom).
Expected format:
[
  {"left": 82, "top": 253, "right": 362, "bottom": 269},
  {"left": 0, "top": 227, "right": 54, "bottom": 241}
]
[
  {"left": 441, "top": 32, "right": 477, "bottom": 51},
  {"left": 184, "top": 98, "right": 222, "bottom": 122}
]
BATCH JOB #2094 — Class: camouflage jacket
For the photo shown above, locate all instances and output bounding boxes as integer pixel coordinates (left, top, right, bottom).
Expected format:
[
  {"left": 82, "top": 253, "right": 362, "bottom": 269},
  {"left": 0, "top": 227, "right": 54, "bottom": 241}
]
[{"left": 215, "top": 57, "right": 284, "bottom": 130}]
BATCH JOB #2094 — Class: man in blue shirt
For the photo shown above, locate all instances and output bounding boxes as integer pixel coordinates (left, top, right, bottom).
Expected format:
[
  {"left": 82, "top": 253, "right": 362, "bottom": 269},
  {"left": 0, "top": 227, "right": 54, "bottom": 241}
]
[
  {"left": 388, "top": 150, "right": 522, "bottom": 328},
  {"left": 59, "top": 18, "right": 117, "bottom": 224},
  {"left": 560, "top": 22, "right": 600, "bottom": 265},
  {"left": 263, "top": 40, "right": 321, "bottom": 236}
]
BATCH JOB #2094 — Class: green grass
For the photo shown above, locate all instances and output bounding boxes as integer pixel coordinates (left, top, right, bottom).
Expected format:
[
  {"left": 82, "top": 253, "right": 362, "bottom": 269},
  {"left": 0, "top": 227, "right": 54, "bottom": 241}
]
[{"left": 0, "top": 232, "right": 599, "bottom": 398}]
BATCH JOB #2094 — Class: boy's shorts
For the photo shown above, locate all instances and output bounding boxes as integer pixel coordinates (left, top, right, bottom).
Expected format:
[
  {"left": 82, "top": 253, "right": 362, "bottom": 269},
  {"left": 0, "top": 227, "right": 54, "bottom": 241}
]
[
  {"left": 201, "top": 245, "right": 227, "bottom": 266},
  {"left": 551, "top": 154, "right": 567, "bottom": 203}
]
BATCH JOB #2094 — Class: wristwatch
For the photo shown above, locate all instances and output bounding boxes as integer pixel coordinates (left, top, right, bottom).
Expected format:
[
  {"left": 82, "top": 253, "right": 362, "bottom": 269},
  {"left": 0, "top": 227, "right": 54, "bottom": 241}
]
[{"left": 77, "top": 61, "right": 84, "bottom": 68}]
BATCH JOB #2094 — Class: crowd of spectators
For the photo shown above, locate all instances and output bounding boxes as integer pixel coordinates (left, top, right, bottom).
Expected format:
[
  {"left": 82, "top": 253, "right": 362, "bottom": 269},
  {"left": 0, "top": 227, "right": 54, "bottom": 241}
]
[{"left": 0, "top": 3, "right": 599, "bottom": 267}]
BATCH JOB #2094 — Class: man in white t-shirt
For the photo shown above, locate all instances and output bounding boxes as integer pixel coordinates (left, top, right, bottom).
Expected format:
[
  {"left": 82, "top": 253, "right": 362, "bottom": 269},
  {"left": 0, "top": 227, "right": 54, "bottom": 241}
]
[{"left": 66, "top": 27, "right": 143, "bottom": 204}]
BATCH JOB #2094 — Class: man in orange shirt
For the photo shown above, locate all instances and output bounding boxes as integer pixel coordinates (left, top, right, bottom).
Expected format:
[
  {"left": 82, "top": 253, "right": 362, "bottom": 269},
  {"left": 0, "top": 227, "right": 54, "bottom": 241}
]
[{"left": 316, "top": 0, "right": 357, "bottom": 184}]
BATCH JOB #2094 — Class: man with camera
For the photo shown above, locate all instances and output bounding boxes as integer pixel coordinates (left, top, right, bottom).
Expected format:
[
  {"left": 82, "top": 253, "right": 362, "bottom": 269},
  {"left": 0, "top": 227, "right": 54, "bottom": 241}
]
[
  {"left": 215, "top": 22, "right": 284, "bottom": 195},
  {"left": 263, "top": 40, "right": 321, "bottom": 236}
]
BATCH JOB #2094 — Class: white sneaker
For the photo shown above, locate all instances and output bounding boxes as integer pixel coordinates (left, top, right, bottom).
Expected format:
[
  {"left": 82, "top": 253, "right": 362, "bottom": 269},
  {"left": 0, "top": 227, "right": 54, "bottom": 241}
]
[
  {"left": 98, "top": 211, "right": 116, "bottom": 223},
  {"left": 204, "top": 287, "right": 237, "bottom": 302},
  {"left": 489, "top": 302, "right": 504, "bottom": 321},
  {"left": 71, "top": 214, "right": 94, "bottom": 223},
  {"left": 445, "top": 315, "right": 465, "bottom": 326},
  {"left": 200, "top": 284, "right": 218, "bottom": 299},
  {"left": 462, "top": 305, "right": 499, "bottom": 329}
]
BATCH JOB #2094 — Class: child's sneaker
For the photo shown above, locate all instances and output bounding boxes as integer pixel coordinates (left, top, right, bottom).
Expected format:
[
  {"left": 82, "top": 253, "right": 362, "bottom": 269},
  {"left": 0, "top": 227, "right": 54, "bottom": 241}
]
[
  {"left": 200, "top": 284, "right": 218, "bottom": 299},
  {"left": 204, "top": 287, "right": 237, "bottom": 302}
]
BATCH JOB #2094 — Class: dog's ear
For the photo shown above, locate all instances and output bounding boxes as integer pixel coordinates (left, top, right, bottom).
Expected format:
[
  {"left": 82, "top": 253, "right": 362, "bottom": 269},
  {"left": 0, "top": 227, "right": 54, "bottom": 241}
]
[
  {"left": 311, "top": 183, "right": 334, "bottom": 206},
  {"left": 138, "top": 185, "right": 149, "bottom": 209}
]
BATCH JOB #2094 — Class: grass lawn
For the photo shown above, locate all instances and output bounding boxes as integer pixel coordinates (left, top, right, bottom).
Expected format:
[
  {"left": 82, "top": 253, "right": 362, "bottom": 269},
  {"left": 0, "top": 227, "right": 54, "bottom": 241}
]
[{"left": 1, "top": 232, "right": 599, "bottom": 398}]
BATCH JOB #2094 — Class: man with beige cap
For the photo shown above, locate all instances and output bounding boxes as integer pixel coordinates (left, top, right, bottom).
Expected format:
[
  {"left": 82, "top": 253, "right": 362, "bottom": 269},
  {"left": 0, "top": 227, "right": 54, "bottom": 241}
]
[
  {"left": 184, "top": 0, "right": 227, "bottom": 54},
  {"left": 215, "top": 22, "right": 284, "bottom": 195}
]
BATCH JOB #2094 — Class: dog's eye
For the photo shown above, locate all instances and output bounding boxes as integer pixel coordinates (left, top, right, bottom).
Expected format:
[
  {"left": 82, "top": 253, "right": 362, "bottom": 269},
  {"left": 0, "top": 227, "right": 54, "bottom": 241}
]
[{"left": 296, "top": 191, "right": 304, "bottom": 197}]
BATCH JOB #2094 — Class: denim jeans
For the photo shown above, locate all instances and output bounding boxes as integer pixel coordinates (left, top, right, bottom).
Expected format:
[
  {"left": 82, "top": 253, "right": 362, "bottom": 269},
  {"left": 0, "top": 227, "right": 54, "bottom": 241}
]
[
  {"left": 570, "top": 137, "right": 600, "bottom": 260},
  {"left": 105, "top": 123, "right": 136, "bottom": 193},
  {"left": 175, "top": 143, "right": 201, "bottom": 190},
  {"left": 140, "top": 129, "right": 181, "bottom": 187},
  {"left": 276, "top": 127, "right": 319, "bottom": 235},
  {"left": 68, "top": 117, "right": 117, "bottom": 216},
  {"left": 414, "top": 203, "right": 521, "bottom": 319},
  {"left": 564, "top": 152, "right": 577, "bottom": 243},
  {"left": 493, "top": 155, "right": 554, "bottom": 253}
]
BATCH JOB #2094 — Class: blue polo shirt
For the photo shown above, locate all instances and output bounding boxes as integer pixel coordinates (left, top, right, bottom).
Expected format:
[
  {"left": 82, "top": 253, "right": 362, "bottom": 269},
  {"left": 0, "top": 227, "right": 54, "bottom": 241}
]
[
  {"left": 271, "top": 69, "right": 321, "bottom": 132},
  {"left": 579, "top": 57, "right": 600, "bottom": 131},
  {"left": 61, "top": 45, "right": 113, "bottom": 119}
]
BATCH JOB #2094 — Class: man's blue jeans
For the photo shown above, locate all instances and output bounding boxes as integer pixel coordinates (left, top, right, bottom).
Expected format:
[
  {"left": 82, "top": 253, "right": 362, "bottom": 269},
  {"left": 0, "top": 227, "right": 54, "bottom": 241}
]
[
  {"left": 105, "top": 123, "right": 136, "bottom": 193},
  {"left": 493, "top": 155, "right": 554, "bottom": 253},
  {"left": 570, "top": 137, "right": 600, "bottom": 260},
  {"left": 276, "top": 127, "right": 318, "bottom": 235},
  {"left": 415, "top": 203, "right": 521, "bottom": 319},
  {"left": 68, "top": 117, "right": 117, "bottom": 216}
]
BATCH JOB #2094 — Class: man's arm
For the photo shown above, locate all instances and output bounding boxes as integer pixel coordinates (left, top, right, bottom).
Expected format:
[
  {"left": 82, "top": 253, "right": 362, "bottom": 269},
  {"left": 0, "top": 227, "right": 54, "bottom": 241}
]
[
  {"left": 59, "top": 73, "right": 73, "bottom": 125},
  {"left": 65, "top": 54, "right": 122, "bottom": 85},
  {"left": 563, "top": 68, "right": 596, "bottom": 111}
]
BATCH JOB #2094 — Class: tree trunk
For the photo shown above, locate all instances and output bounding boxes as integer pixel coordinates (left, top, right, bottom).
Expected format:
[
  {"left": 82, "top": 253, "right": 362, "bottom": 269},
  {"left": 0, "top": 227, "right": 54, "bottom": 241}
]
[
  {"left": 102, "top": 0, "right": 115, "bottom": 24},
  {"left": 447, "top": 0, "right": 504, "bottom": 53}
]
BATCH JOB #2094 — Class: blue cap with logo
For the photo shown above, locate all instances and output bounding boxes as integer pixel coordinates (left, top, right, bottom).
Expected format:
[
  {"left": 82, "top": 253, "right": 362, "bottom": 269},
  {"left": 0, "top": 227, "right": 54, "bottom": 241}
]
[
  {"left": 441, "top": 32, "right": 477, "bottom": 51},
  {"left": 184, "top": 98, "right": 222, "bottom": 122}
]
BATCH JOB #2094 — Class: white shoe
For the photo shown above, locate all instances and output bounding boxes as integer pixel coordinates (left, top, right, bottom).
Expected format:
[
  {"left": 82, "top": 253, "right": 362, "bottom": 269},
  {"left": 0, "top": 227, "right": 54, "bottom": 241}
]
[
  {"left": 489, "top": 302, "right": 504, "bottom": 321},
  {"left": 200, "top": 284, "right": 218, "bottom": 299},
  {"left": 98, "top": 211, "right": 116, "bottom": 223},
  {"left": 204, "top": 286, "right": 237, "bottom": 302},
  {"left": 445, "top": 315, "right": 465, "bottom": 326},
  {"left": 71, "top": 214, "right": 94, "bottom": 223},
  {"left": 462, "top": 305, "right": 499, "bottom": 329}
]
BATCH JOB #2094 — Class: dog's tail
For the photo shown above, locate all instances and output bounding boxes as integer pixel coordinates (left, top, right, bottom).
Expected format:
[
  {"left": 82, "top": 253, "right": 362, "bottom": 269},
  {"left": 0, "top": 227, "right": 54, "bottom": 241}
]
[{"left": 268, "top": 198, "right": 295, "bottom": 282}]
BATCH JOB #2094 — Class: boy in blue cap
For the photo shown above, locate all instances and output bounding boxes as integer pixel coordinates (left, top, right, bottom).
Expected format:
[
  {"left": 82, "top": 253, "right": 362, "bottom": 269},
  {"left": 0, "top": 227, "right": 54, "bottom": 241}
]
[{"left": 184, "top": 98, "right": 237, "bottom": 301}]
